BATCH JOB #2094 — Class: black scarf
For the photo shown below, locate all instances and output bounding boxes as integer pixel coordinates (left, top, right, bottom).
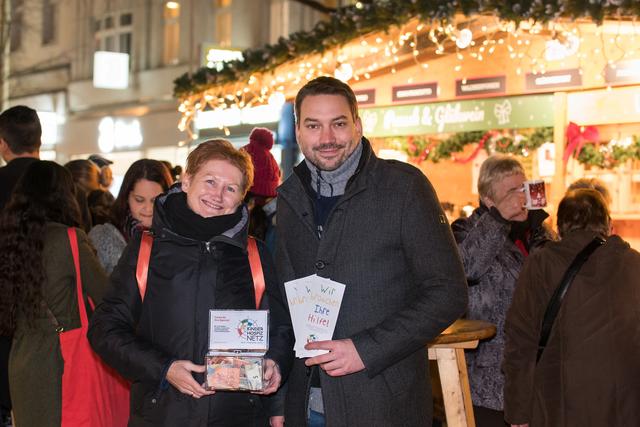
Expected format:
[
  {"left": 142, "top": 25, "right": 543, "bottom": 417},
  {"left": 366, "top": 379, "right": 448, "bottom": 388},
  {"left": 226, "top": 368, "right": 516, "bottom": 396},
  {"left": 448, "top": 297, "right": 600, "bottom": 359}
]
[{"left": 164, "top": 192, "right": 242, "bottom": 241}]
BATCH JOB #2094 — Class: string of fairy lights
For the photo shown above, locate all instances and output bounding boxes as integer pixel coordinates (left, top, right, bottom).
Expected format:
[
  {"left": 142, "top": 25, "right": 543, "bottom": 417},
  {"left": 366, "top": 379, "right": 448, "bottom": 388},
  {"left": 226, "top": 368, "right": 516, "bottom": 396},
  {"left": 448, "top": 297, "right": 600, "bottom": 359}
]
[{"left": 177, "top": 14, "right": 640, "bottom": 142}]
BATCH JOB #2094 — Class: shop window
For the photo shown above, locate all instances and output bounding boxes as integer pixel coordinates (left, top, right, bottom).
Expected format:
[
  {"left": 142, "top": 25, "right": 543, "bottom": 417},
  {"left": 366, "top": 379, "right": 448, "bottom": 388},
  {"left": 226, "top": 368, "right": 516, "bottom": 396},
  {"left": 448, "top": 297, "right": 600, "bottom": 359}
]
[
  {"left": 10, "top": 0, "right": 23, "bottom": 52},
  {"left": 94, "top": 12, "right": 133, "bottom": 55},
  {"left": 42, "top": 0, "right": 57, "bottom": 45},
  {"left": 163, "top": 1, "right": 180, "bottom": 65}
]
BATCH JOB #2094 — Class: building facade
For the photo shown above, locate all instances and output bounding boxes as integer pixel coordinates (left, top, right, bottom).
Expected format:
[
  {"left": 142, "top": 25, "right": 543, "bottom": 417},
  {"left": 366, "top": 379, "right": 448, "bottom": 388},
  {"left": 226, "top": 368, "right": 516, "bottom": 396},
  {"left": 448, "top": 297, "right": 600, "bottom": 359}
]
[{"left": 4, "top": 0, "right": 346, "bottom": 177}]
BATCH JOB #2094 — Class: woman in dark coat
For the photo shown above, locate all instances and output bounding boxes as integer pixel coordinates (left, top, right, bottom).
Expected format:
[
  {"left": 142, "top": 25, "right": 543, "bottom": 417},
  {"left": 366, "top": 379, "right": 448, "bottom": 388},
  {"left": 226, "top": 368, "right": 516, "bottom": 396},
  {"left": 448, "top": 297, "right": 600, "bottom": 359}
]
[
  {"left": 451, "top": 155, "right": 552, "bottom": 425},
  {"left": 503, "top": 189, "right": 640, "bottom": 427},
  {"left": 88, "top": 139, "right": 293, "bottom": 427},
  {"left": 0, "top": 161, "right": 109, "bottom": 427}
]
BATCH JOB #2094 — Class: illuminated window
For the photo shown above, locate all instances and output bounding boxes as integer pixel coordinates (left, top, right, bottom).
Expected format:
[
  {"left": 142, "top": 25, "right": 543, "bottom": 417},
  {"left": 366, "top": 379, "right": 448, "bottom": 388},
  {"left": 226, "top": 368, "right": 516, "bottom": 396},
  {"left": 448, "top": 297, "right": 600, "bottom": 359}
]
[
  {"left": 214, "top": 0, "right": 232, "bottom": 47},
  {"left": 94, "top": 12, "right": 133, "bottom": 55},
  {"left": 163, "top": 2, "right": 180, "bottom": 65},
  {"left": 215, "top": 12, "right": 232, "bottom": 47}
]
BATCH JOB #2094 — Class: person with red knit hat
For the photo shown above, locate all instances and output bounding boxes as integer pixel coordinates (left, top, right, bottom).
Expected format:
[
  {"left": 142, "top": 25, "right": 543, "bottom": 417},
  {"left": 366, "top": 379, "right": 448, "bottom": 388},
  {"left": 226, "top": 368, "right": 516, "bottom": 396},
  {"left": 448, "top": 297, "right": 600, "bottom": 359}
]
[
  {"left": 242, "top": 127, "right": 281, "bottom": 251},
  {"left": 243, "top": 127, "right": 281, "bottom": 199},
  {"left": 242, "top": 127, "right": 283, "bottom": 426}
]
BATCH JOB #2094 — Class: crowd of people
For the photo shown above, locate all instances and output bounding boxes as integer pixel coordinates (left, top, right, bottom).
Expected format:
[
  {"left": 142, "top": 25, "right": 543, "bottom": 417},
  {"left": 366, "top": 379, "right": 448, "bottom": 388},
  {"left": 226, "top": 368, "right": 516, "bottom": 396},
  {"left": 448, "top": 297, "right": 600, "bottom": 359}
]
[{"left": 0, "top": 78, "right": 638, "bottom": 427}]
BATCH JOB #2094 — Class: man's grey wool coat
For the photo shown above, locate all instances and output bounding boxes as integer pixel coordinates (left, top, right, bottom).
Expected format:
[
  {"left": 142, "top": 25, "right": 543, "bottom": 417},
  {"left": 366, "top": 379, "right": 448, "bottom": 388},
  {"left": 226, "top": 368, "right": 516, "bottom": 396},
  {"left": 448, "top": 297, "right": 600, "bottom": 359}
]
[{"left": 276, "top": 139, "right": 468, "bottom": 427}]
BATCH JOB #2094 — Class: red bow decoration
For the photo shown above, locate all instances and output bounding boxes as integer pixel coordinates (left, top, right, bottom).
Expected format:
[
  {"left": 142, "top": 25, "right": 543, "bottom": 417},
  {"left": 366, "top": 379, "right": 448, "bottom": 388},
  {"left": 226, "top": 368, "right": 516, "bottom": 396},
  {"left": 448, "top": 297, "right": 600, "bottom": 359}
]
[{"left": 563, "top": 122, "right": 599, "bottom": 165}]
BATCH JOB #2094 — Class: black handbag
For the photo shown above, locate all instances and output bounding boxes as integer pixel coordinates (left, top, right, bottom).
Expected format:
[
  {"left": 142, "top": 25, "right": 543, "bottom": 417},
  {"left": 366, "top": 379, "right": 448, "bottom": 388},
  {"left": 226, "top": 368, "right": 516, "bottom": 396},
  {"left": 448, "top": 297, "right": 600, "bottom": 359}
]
[{"left": 536, "top": 236, "right": 606, "bottom": 363}]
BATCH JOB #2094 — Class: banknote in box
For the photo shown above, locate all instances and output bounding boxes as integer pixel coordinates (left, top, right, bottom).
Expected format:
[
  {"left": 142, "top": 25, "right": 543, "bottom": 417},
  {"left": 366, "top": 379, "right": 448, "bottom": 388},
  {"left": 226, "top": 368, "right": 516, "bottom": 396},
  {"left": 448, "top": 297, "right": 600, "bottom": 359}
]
[
  {"left": 204, "top": 310, "right": 269, "bottom": 392},
  {"left": 205, "top": 353, "right": 263, "bottom": 391}
]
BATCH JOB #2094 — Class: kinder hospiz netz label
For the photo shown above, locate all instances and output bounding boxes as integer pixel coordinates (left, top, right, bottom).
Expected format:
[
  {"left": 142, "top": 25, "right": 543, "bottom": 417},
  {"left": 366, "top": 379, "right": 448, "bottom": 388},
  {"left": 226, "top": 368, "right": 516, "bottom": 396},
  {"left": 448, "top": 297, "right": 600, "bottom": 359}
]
[{"left": 208, "top": 310, "right": 269, "bottom": 351}]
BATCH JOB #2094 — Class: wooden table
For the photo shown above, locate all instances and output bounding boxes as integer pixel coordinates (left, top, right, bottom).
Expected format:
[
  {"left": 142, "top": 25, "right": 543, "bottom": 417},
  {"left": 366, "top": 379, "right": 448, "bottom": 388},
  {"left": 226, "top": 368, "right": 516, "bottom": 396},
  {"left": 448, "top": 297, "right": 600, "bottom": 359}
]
[{"left": 428, "top": 319, "right": 496, "bottom": 427}]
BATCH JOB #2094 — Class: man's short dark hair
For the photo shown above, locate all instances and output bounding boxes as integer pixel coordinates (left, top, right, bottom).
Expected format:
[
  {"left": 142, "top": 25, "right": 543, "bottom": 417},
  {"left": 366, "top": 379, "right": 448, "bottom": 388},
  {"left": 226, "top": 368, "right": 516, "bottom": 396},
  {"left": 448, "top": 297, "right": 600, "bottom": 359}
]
[
  {"left": 557, "top": 189, "right": 610, "bottom": 238},
  {"left": 0, "top": 105, "right": 42, "bottom": 154},
  {"left": 294, "top": 76, "right": 358, "bottom": 125}
]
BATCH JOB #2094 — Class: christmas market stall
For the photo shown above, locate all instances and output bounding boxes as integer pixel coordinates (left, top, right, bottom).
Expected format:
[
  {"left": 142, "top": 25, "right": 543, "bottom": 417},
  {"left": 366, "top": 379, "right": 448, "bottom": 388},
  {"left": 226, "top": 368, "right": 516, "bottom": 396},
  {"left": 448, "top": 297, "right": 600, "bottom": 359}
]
[{"left": 174, "top": 0, "right": 640, "bottom": 248}]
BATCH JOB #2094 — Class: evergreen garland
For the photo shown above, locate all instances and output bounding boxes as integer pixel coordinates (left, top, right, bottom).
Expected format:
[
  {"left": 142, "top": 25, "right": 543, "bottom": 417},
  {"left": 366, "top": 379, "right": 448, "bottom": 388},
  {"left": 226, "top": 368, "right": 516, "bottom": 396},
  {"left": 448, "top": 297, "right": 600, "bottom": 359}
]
[
  {"left": 173, "top": 0, "right": 640, "bottom": 98},
  {"left": 400, "top": 127, "right": 553, "bottom": 163},
  {"left": 577, "top": 136, "right": 640, "bottom": 169},
  {"left": 398, "top": 127, "right": 640, "bottom": 169}
]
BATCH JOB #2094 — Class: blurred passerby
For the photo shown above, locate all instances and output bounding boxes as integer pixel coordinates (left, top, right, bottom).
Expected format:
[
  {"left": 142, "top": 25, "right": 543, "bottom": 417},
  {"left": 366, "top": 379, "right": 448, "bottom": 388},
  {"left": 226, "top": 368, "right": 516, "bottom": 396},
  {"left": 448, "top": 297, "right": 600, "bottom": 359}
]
[
  {"left": 160, "top": 160, "right": 183, "bottom": 183},
  {"left": 242, "top": 127, "right": 281, "bottom": 252},
  {"left": 0, "top": 161, "right": 109, "bottom": 427},
  {"left": 89, "top": 154, "right": 115, "bottom": 191},
  {"left": 567, "top": 177, "right": 612, "bottom": 205},
  {"left": 0, "top": 105, "right": 42, "bottom": 426},
  {"left": 88, "top": 159, "right": 172, "bottom": 274},
  {"left": 65, "top": 159, "right": 102, "bottom": 231},
  {"left": 65, "top": 159, "right": 101, "bottom": 195},
  {"left": 87, "top": 188, "right": 116, "bottom": 227},
  {"left": 504, "top": 189, "right": 640, "bottom": 427}
]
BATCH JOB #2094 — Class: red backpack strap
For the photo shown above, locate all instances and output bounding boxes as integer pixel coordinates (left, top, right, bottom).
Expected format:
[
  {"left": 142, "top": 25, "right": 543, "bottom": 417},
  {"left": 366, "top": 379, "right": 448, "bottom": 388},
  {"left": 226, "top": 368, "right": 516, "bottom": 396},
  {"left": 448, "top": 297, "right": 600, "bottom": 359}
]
[
  {"left": 136, "top": 231, "right": 153, "bottom": 301},
  {"left": 247, "top": 237, "right": 265, "bottom": 309},
  {"left": 135, "top": 233, "right": 263, "bottom": 307}
]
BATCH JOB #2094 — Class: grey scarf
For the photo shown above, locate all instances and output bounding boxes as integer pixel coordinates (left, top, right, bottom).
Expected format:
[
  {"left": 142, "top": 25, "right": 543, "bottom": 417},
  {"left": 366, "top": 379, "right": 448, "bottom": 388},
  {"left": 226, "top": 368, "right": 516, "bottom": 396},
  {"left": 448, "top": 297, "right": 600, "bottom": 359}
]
[{"left": 305, "top": 141, "right": 363, "bottom": 197}]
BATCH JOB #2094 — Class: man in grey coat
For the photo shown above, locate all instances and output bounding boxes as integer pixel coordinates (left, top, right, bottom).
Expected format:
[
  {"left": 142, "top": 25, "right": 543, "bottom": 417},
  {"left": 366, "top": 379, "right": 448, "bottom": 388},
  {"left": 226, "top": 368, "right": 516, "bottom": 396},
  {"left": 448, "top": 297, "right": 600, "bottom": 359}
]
[{"left": 276, "top": 76, "right": 468, "bottom": 427}]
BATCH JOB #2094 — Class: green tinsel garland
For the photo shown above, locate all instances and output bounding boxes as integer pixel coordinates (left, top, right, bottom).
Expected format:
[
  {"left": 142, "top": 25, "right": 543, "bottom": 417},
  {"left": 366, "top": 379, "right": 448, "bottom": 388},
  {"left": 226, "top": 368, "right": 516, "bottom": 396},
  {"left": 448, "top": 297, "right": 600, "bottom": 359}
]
[
  {"left": 399, "top": 128, "right": 640, "bottom": 169},
  {"left": 577, "top": 135, "right": 640, "bottom": 169},
  {"left": 401, "top": 127, "right": 553, "bottom": 163},
  {"left": 173, "top": 0, "right": 640, "bottom": 99}
]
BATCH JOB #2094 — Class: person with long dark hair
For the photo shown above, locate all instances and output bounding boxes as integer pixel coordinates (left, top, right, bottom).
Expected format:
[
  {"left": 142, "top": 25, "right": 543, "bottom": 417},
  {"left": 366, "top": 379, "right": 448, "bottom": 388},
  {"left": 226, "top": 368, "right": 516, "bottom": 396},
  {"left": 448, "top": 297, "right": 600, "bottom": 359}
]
[
  {"left": 0, "top": 105, "right": 42, "bottom": 427},
  {"left": 0, "top": 161, "right": 109, "bottom": 427},
  {"left": 89, "top": 159, "right": 173, "bottom": 274}
]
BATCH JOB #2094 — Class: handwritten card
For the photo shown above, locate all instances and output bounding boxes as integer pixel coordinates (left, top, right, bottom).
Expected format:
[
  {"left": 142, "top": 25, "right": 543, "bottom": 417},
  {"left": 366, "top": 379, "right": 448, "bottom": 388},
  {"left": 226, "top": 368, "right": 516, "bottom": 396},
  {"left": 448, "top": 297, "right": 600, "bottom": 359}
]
[{"left": 284, "top": 275, "right": 346, "bottom": 358}]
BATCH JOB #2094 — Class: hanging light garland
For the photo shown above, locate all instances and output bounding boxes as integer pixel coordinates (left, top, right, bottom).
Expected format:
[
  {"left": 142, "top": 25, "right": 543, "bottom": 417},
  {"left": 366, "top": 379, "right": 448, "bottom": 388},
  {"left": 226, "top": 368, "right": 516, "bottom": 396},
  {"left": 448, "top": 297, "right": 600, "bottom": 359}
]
[{"left": 174, "top": 0, "right": 640, "bottom": 139}]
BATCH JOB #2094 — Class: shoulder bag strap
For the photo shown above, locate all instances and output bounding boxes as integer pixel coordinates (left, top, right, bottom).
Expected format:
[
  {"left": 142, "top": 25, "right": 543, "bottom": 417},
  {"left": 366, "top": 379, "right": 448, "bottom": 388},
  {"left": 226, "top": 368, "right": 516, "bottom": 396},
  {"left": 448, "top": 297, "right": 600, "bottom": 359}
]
[
  {"left": 536, "top": 236, "right": 605, "bottom": 363},
  {"left": 247, "top": 237, "right": 266, "bottom": 309},
  {"left": 136, "top": 231, "right": 154, "bottom": 301},
  {"left": 67, "top": 227, "right": 89, "bottom": 328}
]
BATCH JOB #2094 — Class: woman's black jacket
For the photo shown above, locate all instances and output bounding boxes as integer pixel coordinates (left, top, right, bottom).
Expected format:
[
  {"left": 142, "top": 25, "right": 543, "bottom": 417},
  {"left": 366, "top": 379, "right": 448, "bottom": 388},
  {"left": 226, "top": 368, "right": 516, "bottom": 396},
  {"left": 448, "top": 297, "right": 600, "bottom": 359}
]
[{"left": 88, "top": 188, "right": 294, "bottom": 426}]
